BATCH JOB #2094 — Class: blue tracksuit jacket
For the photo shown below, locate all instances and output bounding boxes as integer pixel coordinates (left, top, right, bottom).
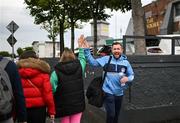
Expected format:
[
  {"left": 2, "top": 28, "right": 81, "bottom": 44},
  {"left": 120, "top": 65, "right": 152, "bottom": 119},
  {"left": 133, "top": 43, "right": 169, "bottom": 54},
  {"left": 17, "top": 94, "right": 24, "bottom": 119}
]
[{"left": 84, "top": 48, "right": 134, "bottom": 96}]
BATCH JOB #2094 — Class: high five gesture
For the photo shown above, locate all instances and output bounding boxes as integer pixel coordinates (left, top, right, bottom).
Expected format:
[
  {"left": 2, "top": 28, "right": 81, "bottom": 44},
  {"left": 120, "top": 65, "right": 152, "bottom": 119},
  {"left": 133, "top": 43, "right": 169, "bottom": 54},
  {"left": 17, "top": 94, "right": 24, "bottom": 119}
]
[{"left": 78, "top": 35, "right": 90, "bottom": 48}]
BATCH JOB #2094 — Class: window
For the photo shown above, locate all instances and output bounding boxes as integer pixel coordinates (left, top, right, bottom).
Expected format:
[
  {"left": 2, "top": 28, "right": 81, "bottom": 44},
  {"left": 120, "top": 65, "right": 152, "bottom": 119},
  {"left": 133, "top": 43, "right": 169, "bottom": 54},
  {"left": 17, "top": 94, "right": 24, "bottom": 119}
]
[
  {"left": 175, "top": 2, "right": 180, "bottom": 16},
  {"left": 175, "top": 39, "right": 180, "bottom": 46},
  {"left": 56, "top": 43, "right": 60, "bottom": 50},
  {"left": 146, "top": 38, "right": 160, "bottom": 47}
]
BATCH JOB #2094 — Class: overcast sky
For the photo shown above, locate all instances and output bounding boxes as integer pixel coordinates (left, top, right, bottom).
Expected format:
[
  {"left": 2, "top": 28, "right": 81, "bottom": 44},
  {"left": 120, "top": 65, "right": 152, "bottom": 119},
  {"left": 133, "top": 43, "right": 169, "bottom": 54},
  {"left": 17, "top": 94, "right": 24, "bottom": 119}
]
[{"left": 0, "top": 0, "right": 152, "bottom": 53}]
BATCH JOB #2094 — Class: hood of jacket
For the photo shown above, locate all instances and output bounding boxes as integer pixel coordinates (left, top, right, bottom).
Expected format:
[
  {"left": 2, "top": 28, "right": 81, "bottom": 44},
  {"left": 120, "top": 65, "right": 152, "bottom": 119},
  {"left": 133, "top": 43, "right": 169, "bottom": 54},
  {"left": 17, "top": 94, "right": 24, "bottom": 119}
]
[
  {"left": 55, "top": 59, "right": 80, "bottom": 75},
  {"left": 120, "top": 54, "right": 127, "bottom": 60},
  {"left": 17, "top": 58, "right": 50, "bottom": 75}
]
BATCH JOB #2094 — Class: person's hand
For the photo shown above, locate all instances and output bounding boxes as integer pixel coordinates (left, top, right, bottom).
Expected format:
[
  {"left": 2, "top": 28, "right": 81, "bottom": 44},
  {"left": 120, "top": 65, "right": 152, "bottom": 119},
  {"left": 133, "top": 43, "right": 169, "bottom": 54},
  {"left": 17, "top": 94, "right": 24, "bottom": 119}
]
[
  {"left": 49, "top": 115, "right": 55, "bottom": 123},
  {"left": 78, "top": 35, "right": 84, "bottom": 48},
  {"left": 78, "top": 34, "right": 90, "bottom": 48},
  {"left": 120, "top": 76, "right": 128, "bottom": 84},
  {"left": 83, "top": 38, "right": 90, "bottom": 48},
  {"left": 50, "top": 115, "right": 55, "bottom": 120}
]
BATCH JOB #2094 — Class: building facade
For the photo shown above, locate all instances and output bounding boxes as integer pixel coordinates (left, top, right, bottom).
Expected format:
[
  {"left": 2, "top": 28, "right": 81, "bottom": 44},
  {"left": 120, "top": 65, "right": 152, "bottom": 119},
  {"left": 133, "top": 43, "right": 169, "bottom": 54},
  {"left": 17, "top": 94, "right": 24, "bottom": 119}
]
[
  {"left": 86, "top": 20, "right": 113, "bottom": 47},
  {"left": 32, "top": 20, "right": 113, "bottom": 57},
  {"left": 145, "top": 0, "right": 180, "bottom": 35},
  {"left": 126, "top": 0, "right": 180, "bottom": 35},
  {"left": 32, "top": 41, "right": 60, "bottom": 58}
]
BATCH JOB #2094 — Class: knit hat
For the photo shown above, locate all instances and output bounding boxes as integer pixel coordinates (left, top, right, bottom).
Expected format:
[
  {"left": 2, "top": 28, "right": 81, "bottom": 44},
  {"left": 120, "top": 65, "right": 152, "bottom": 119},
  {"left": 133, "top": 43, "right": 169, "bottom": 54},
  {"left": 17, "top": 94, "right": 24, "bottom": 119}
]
[{"left": 19, "top": 50, "right": 38, "bottom": 60}]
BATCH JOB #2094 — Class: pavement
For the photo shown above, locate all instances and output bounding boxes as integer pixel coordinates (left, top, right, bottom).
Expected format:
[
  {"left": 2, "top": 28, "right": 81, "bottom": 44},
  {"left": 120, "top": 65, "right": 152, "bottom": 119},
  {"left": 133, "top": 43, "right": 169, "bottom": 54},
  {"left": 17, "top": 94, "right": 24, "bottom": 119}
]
[
  {"left": 46, "top": 100, "right": 106, "bottom": 123},
  {"left": 46, "top": 102, "right": 180, "bottom": 123}
]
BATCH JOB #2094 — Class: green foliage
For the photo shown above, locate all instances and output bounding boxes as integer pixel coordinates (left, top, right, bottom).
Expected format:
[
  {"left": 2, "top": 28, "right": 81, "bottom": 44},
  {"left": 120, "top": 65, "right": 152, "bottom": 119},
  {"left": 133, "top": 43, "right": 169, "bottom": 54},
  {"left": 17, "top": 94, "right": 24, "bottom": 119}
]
[
  {"left": 24, "top": 0, "right": 132, "bottom": 54},
  {"left": 42, "top": 19, "right": 59, "bottom": 40},
  {"left": 0, "top": 51, "right": 11, "bottom": 57},
  {"left": 17, "top": 47, "right": 24, "bottom": 56},
  {"left": 106, "top": 0, "right": 131, "bottom": 12},
  {"left": 24, "top": 47, "right": 34, "bottom": 51},
  {"left": 87, "top": 0, "right": 110, "bottom": 20},
  {"left": 66, "top": 0, "right": 91, "bottom": 22},
  {"left": 24, "top": 0, "right": 67, "bottom": 55},
  {"left": 16, "top": 46, "right": 34, "bottom": 57}
]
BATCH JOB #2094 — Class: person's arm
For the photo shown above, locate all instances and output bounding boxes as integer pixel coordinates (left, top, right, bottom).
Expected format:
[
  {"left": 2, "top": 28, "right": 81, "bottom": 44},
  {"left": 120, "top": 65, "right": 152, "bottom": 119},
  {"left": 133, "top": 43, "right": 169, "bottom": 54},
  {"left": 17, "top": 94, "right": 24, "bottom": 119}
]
[
  {"left": 77, "top": 34, "right": 107, "bottom": 67},
  {"left": 120, "top": 61, "right": 134, "bottom": 84},
  {"left": 78, "top": 48, "right": 86, "bottom": 75},
  {"left": 77, "top": 34, "right": 99, "bottom": 66},
  {"left": 84, "top": 48, "right": 111, "bottom": 67},
  {"left": 126, "top": 61, "right": 134, "bottom": 82},
  {"left": 42, "top": 74, "right": 55, "bottom": 116},
  {"left": 6, "top": 61, "right": 27, "bottom": 122},
  {"left": 84, "top": 48, "right": 100, "bottom": 66},
  {"left": 50, "top": 71, "right": 58, "bottom": 93}
]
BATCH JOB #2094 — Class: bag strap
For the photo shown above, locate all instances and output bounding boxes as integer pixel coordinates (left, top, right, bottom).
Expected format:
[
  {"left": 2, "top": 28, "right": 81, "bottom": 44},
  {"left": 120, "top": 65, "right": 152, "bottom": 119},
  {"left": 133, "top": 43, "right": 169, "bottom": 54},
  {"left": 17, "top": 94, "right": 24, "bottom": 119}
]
[
  {"left": 27, "top": 79, "right": 40, "bottom": 93},
  {"left": 102, "top": 56, "right": 112, "bottom": 83}
]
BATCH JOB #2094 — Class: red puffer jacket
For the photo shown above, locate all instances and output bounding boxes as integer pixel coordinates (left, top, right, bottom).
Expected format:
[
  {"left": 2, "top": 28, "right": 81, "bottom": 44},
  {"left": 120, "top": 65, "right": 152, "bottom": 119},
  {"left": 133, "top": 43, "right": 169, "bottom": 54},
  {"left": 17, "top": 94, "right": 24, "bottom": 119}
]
[{"left": 17, "top": 58, "right": 55, "bottom": 115}]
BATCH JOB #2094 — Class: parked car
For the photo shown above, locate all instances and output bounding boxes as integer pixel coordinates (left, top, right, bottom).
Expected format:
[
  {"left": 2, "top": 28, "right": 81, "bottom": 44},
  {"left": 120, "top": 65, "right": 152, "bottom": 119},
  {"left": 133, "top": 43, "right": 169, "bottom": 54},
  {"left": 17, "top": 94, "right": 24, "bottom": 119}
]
[
  {"left": 126, "top": 35, "right": 180, "bottom": 55},
  {"left": 97, "top": 45, "right": 111, "bottom": 56},
  {"left": 157, "top": 34, "right": 180, "bottom": 55},
  {"left": 146, "top": 47, "right": 164, "bottom": 55}
]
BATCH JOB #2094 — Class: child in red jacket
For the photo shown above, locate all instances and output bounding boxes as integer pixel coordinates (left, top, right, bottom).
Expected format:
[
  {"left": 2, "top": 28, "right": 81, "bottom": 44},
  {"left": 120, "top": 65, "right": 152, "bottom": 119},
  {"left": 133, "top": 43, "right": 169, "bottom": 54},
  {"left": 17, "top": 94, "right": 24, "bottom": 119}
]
[{"left": 17, "top": 51, "right": 55, "bottom": 123}]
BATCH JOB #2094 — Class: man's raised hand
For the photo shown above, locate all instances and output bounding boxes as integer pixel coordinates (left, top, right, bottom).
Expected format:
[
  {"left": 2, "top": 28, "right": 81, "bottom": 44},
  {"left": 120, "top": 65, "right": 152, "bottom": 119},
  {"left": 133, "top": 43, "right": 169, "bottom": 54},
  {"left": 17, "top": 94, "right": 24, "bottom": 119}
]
[{"left": 78, "top": 35, "right": 85, "bottom": 48}]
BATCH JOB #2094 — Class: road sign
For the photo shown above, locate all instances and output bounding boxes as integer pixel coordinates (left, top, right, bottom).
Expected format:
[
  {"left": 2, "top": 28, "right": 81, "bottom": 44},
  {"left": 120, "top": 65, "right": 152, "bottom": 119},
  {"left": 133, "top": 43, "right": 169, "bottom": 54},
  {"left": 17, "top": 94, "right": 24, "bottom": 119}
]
[
  {"left": 6, "top": 21, "right": 19, "bottom": 33},
  {"left": 7, "top": 34, "right": 17, "bottom": 47}
]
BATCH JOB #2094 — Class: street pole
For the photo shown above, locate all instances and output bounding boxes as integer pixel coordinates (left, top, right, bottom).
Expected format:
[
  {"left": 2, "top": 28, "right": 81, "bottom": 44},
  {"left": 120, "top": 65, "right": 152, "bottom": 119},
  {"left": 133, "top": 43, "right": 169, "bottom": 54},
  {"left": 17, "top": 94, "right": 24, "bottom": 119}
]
[
  {"left": 6, "top": 21, "right": 19, "bottom": 61},
  {"left": 12, "top": 23, "right": 14, "bottom": 61}
]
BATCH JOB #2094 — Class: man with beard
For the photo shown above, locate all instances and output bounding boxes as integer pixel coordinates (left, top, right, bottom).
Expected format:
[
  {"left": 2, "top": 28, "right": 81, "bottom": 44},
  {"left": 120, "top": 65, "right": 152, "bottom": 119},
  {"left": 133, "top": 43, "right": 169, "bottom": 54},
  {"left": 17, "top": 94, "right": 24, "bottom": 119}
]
[{"left": 79, "top": 36, "right": 134, "bottom": 123}]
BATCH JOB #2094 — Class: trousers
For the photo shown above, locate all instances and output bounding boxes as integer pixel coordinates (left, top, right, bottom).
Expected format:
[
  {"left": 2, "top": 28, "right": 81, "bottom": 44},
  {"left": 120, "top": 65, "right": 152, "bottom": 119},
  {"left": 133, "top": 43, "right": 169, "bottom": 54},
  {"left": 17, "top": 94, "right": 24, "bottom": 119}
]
[
  {"left": 27, "top": 106, "right": 46, "bottom": 123},
  {"left": 60, "top": 112, "right": 82, "bottom": 123},
  {"left": 104, "top": 93, "right": 123, "bottom": 123}
]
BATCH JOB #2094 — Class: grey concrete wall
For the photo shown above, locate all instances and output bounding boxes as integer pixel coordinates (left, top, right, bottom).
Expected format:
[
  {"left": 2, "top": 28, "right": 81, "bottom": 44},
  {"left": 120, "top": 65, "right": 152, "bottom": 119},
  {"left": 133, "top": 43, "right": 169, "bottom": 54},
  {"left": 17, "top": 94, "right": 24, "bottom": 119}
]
[
  {"left": 43, "top": 55, "right": 180, "bottom": 123},
  {"left": 120, "top": 55, "right": 180, "bottom": 123}
]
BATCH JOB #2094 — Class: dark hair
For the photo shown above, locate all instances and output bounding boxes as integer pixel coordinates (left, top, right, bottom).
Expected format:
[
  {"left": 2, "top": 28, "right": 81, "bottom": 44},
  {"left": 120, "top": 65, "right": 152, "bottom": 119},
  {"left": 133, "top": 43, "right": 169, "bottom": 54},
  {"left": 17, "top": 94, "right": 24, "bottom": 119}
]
[
  {"left": 19, "top": 50, "right": 38, "bottom": 60},
  {"left": 112, "top": 42, "right": 123, "bottom": 48}
]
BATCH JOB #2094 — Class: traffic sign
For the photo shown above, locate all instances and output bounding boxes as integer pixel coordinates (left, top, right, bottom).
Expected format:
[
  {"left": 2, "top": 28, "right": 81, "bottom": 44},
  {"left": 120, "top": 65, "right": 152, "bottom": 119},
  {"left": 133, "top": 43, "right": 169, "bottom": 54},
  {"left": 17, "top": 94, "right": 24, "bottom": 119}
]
[
  {"left": 7, "top": 34, "right": 17, "bottom": 47},
  {"left": 6, "top": 21, "right": 19, "bottom": 33}
]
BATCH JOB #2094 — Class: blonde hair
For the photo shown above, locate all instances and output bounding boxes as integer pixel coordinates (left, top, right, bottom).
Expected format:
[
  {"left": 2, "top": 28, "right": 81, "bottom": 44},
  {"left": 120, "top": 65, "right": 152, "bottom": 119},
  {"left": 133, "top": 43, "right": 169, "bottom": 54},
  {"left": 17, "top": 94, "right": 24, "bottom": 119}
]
[{"left": 60, "top": 47, "right": 76, "bottom": 62}]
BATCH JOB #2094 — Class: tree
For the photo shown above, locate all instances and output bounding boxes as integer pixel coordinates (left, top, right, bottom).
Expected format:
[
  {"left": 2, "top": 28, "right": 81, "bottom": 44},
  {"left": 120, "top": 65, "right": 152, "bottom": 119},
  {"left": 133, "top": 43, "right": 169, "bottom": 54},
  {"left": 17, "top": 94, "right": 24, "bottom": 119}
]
[
  {"left": 17, "top": 47, "right": 34, "bottom": 57},
  {"left": 131, "top": 0, "right": 146, "bottom": 55},
  {"left": 24, "top": 0, "right": 134, "bottom": 55},
  {"left": 0, "top": 51, "right": 10, "bottom": 57},
  {"left": 24, "top": 0, "right": 58, "bottom": 57},
  {"left": 23, "top": 46, "right": 34, "bottom": 51},
  {"left": 66, "top": 0, "right": 91, "bottom": 52},
  {"left": 106, "top": 0, "right": 131, "bottom": 12},
  {"left": 54, "top": 0, "right": 66, "bottom": 56},
  {"left": 106, "top": 0, "right": 146, "bottom": 55},
  {"left": 86, "top": 0, "right": 110, "bottom": 55},
  {"left": 17, "top": 47, "right": 24, "bottom": 56},
  {"left": 24, "top": 0, "right": 68, "bottom": 56},
  {"left": 86, "top": 0, "right": 132, "bottom": 55},
  {"left": 24, "top": 0, "right": 91, "bottom": 55},
  {"left": 41, "top": 18, "right": 59, "bottom": 58}
]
